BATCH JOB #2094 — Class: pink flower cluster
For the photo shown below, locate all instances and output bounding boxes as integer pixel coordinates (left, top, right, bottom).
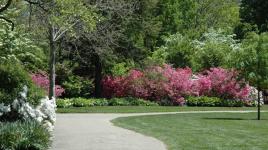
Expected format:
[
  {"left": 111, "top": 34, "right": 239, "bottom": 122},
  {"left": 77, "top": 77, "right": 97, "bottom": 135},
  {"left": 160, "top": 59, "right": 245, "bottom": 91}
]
[
  {"left": 199, "top": 68, "right": 250, "bottom": 100},
  {"left": 31, "top": 72, "right": 65, "bottom": 97},
  {"left": 102, "top": 65, "right": 250, "bottom": 105}
]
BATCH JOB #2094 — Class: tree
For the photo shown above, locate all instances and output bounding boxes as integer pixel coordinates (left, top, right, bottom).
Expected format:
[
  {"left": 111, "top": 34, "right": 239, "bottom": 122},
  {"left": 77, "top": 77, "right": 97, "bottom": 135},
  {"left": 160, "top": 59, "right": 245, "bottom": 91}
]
[
  {"left": 60, "top": 0, "right": 137, "bottom": 97},
  {"left": 28, "top": 0, "right": 96, "bottom": 99},
  {"left": 240, "top": 0, "right": 268, "bottom": 32},
  {"left": 0, "top": 0, "right": 14, "bottom": 30},
  {"left": 234, "top": 32, "right": 268, "bottom": 120}
]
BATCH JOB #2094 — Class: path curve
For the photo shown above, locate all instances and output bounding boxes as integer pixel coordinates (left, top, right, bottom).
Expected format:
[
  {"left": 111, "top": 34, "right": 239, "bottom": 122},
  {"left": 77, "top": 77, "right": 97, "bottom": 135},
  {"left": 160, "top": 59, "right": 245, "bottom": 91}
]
[{"left": 51, "top": 111, "right": 267, "bottom": 150}]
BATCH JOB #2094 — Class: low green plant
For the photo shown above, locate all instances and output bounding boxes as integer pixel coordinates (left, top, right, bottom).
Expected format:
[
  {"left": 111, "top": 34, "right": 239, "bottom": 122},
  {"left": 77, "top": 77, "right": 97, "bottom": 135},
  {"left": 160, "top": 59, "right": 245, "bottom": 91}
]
[
  {"left": 56, "top": 99, "right": 73, "bottom": 108},
  {"left": 126, "top": 97, "right": 159, "bottom": 106},
  {"left": 91, "top": 98, "right": 109, "bottom": 106},
  {"left": 56, "top": 97, "right": 159, "bottom": 107},
  {"left": 109, "top": 98, "right": 131, "bottom": 106},
  {"left": 109, "top": 97, "right": 159, "bottom": 106},
  {"left": 187, "top": 96, "right": 251, "bottom": 107},
  {"left": 0, "top": 120, "right": 51, "bottom": 150},
  {"left": 72, "top": 97, "right": 94, "bottom": 107},
  {"left": 187, "top": 96, "right": 222, "bottom": 107}
]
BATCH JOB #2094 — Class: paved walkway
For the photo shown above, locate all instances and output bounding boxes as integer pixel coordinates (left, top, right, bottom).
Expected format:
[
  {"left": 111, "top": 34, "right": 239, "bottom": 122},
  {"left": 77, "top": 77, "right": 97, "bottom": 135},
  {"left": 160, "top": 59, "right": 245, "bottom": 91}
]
[{"left": 51, "top": 111, "right": 267, "bottom": 150}]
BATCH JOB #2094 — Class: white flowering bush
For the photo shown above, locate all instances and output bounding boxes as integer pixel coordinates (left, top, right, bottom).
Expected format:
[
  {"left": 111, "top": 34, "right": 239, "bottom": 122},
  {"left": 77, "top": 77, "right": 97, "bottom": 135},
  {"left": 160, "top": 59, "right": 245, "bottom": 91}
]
[
  {"left": 0, "top": 86, "right": 56, "bottom": 132},
  {"left": 0, "top": 62, "right": 56, "bottom": 132}
]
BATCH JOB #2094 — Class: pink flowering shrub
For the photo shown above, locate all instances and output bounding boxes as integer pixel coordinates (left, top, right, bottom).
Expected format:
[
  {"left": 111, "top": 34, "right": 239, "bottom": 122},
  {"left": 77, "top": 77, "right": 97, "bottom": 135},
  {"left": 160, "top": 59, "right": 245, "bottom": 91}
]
[
  {"left": 200, "top": 68, "right": 250, "bottom": 100},
  {"left": 31, "top": 72, "right": 65, "bottom": 97},
  {"left": 102, "top": 65, "right": 251, "bottom": 106}
]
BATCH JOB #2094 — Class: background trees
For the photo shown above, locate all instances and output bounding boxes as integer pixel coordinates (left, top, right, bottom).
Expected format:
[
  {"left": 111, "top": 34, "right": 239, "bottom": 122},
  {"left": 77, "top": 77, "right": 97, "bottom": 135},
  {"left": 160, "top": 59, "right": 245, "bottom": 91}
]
[
  {"left": 240, "top": 0, "right": 268, "bottom": 32},
  {"left": 1, "top": 0, "right": 267, "bottom": 111}
]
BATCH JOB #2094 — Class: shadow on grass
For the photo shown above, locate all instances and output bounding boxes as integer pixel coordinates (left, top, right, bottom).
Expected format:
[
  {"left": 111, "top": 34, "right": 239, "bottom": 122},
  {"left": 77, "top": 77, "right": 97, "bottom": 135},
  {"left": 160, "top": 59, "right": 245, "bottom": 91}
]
[{"left": 202, "top": 118, "right": 268, "bottom": 121}]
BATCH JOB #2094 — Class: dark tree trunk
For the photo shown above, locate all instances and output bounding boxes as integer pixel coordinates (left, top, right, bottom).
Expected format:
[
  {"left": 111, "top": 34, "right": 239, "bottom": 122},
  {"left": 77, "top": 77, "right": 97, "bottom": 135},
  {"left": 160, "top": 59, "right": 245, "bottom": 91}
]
[
  {"left": 49, "top": 26, "right": 56, "bottom": 99},
  {"left": 257, "top": 88, "right": 261, "bottom": 120},
  {"left": 94, "top": 53, "right": 102, "bottom": 98}
]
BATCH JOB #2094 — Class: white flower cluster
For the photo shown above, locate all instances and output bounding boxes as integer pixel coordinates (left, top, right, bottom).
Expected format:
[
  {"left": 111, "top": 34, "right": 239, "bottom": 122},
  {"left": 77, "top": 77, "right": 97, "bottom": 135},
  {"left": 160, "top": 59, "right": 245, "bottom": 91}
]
[
  {"left": 0, "top": 86, "right": 56, "bottom": 132},
  {"left": 249, "top": 86, "right": 264, "bottom": 106},
  {"left": 0, "top": 103, "right": 11, "bottom": 117}
]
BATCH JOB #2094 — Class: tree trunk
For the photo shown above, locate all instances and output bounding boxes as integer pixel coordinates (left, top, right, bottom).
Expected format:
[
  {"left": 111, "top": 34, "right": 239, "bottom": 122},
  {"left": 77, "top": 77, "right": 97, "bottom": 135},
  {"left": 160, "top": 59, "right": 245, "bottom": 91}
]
[
  {"left": 94, "top": 54, "right": 102, "bottom": 98},
  {"left": 257, "top": 88, "right": 261, "bottom": 120},
  {"left": 49, "top": 26, "right": 56, "bottom": 99}
]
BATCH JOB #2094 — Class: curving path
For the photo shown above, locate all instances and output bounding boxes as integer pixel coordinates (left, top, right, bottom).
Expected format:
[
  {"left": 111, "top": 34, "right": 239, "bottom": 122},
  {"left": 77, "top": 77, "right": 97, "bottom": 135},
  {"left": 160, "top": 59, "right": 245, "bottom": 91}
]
[{"left": 51, "top": 111, "right": 266, "bottom": 150}]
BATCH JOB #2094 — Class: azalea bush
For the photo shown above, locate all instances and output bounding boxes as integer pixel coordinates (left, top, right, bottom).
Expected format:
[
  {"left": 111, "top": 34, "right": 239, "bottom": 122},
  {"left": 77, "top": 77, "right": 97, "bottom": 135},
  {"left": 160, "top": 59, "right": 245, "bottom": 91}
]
[
  {"left": 102, "top": 64, "right": 252, "bottom": 106},
  {"left": 31, "top": 72, "right": 65, "bottom": 97}
]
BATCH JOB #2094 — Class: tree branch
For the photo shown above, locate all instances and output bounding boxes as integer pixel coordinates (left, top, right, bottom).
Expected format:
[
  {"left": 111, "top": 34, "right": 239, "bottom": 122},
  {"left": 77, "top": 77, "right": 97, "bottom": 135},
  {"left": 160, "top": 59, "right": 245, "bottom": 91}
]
[
  {"left": 0, "top": 0, "right": 12, "bottom": 13},
  {"left": 0, "top": 16, "right": 14, "bottom": 30}
]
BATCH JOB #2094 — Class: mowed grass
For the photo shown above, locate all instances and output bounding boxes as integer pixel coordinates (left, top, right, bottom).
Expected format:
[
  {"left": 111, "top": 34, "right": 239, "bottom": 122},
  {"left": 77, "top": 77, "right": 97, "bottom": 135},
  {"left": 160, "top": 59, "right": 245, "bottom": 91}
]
[
  {"left": 112, "top": 112, "right": 268, "bottom": 150},
  {"left": 57, "top": 105, "right": 268, "bottom": 113}
]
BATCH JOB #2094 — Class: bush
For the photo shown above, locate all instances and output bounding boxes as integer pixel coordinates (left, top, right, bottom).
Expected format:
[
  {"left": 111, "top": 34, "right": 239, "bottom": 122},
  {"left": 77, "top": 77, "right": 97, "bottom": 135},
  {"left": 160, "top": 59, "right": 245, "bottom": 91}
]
[
  {"left": 103, "top": 65, "right": 251, "bottom": 106},
  {"left": 56, "top": 99, "right": 73, "bottom": 108},
  {"left": 0, "top": 120, "right": 51, "bottom": 150},
  {"left": 187, "top": 96, "right": 253, "bottom": 107},
  {"left": 125, "top": 97, "right": 159, "bottom": 106},
  {"left": 187, "top": 96, "right": 222, "bottom": 107},
  {"left": 62, "top": 75, "right": 94, "bottom": 98},
  {"left": 56, "top": 97, "right": 158, "bottom": 107},
  {"left": 109, "top": 97, "right": 159, "bottom": 106},
  {"left": 0, "top": 62, "right": 45, "bottom": 106},
  {"left": 91, "top": 98, "right": 109, "bottom": 106},
  {"left": 72, "top": 97, "right": 94, "bottom": 107},
  {"left": 109, "top": 98, "right": 131, "bottom": 106}
]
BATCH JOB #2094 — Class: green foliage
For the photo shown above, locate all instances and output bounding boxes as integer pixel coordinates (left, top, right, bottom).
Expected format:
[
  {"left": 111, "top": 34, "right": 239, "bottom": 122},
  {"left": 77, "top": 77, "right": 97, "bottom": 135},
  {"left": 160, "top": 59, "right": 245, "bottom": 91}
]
[
  {"left": 234, "top": 22, "right": 258, "bottom": 39},
  {"left": 92, "top": 98, "right": 109, "bottom": 106},
  {"left": 187, "top": 96, "right": 252, "bottom": 107},
  {"left": 234, "top": 32, "right": 268, "bottom": 89},
  {"left": 0, "top": 27, "right": 47, "bottom": 71},
  {"left": 0, "top": 120, "right": 51, "bottom": 150},
  {"left": 192, "top": 29, "right": 240, "bottom": 71},
  {"left": 109, "top": 97, "right": 159, "bottom": 106},
  {"left": 62, "top": 75, "right": 94, "bottom": 98},
  {"left": 50, "top": 0, "right": 97, "bottom": 35},
  {"left": 155, "top": 30, "right": 240, "bottom": 71},
  {"left": 155, "top": 33, "right": 194, "bottom": 68},
  {"left": 56, "top": 97, "right": 158, "bottom": 107},
  {"left": 111, "top": 62, "right": 134, "bottom": 77},
  {"left": 72, "top": 97, "right": 95, "bottom": 107},
  {"left": 187, "top": 96, "right": 222, "bottom": 107},
  {"left": 0, "top": 61, "right": 45, "bottom": 106},
  {"left": 56, "top": 99, "right": 73, "bottom": 108},
  {"left": 109, "top": 98, "right": 131, "bottom": 106},
  {"left": 240, "top": 0, "right": 268, "bottom": 32}
]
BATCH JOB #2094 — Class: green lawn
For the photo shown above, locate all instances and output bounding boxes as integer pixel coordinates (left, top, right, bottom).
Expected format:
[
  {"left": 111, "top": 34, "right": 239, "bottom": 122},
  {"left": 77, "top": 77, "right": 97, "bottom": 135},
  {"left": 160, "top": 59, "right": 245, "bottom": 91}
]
[
  {"left": 112, "top": 112, "right": 268, "bottom": 150},
  {"left": 57, "top": 105, "right": 268, "bottom": 113}
]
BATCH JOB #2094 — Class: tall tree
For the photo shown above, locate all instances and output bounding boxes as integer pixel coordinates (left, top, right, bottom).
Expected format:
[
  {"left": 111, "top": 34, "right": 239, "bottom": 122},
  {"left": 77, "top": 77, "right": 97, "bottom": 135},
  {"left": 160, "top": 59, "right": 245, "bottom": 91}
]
[
  {"left": 61, "top": 0, "right": 137, "bottom": 97},
  {"left": 28, "top": 0, "right": 96, "bottom": 99},
  {"left": 234, "top": 32, "right": 268, "bottom": 120}
]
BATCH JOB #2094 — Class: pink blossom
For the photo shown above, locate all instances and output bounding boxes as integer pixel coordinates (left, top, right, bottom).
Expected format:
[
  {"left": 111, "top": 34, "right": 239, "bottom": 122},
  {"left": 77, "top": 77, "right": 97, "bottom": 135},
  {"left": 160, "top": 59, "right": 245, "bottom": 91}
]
[
  {"left": 102, "top": 65, "right": 251, "bottom": 105},
  {"left": 31, "top": 72, "right": 65, "bottom": 97}
]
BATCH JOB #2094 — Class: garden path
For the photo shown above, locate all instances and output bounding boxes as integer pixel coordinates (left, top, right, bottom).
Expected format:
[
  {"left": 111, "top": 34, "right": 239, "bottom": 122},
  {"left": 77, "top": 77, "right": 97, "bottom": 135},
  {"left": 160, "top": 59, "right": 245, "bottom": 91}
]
[{"left": 50, "top": 111, "right": 265, "bottom": 150}]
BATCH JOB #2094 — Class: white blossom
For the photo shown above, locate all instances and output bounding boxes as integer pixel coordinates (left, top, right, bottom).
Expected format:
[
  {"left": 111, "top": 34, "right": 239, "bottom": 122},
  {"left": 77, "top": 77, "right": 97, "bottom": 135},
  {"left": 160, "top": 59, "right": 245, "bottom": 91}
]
[{"left": 1, "top": 86, "right": 56, "bottom": 132}]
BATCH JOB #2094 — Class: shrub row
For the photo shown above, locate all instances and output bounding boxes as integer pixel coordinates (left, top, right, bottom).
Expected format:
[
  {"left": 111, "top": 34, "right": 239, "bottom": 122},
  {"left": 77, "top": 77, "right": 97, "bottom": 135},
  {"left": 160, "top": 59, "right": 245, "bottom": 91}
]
[
  {"left": 102, "top": 65, "right": 251, "bottom": 105},
  {"left": 56, "top": 97, "right": 159, "bottom": 108},
  {"left": 186, "top": 96, "right": 256, "bottom": 107},
  {"left": 0, "top": 120, "right": 51, "bottom": 150}
]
